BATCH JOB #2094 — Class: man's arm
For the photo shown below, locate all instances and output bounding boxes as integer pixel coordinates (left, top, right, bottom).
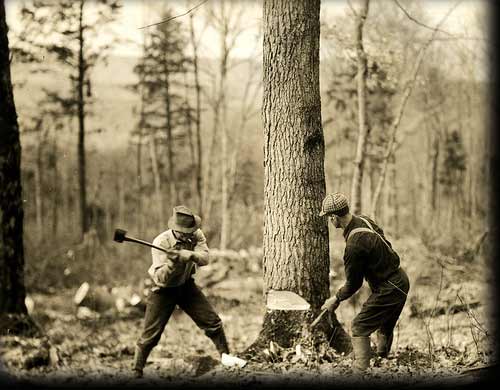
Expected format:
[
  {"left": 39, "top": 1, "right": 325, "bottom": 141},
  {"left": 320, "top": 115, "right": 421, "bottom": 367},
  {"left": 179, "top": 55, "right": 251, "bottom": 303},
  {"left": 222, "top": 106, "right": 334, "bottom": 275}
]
[
  {"left": 335, "top": 244, "right": 365, "bottom": 302},
  {"left": 177, "top": 229, "right": 210, "bottom": 266},
  {"left": 148, "top": 234, "right": 177, "bottom": 286}
]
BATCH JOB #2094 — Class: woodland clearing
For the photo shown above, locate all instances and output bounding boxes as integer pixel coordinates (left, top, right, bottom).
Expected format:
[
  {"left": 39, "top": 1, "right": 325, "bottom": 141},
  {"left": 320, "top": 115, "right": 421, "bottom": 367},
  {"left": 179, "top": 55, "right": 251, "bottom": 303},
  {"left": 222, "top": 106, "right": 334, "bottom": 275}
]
[{"left": 0, "top": 237, "right": 495, "bottom": 387}]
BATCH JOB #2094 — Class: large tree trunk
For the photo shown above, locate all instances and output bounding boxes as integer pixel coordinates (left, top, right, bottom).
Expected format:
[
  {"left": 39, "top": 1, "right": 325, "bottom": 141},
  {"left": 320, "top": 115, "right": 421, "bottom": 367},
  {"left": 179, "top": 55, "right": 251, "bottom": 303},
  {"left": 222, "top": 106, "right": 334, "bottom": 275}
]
[
  {"left": 350, "top": 0, "right": 370, "bottom": 215},
  {"left": 0, "top": 2, "right": 39, "bottom": 335},
  {"left": 246, "top": 0, "right": 351, "bottom": 356}
]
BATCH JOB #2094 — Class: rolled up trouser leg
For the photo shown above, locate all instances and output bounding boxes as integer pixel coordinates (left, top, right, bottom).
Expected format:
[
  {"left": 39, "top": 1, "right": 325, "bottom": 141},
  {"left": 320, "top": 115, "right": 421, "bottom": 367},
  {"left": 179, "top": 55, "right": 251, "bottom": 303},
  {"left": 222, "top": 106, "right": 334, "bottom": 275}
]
[
  {"left": 376, "top": 330, "right": 393, "bottom": 358},
  {"left": 352, "top": 336, "right": 371, "bottom": 372}
]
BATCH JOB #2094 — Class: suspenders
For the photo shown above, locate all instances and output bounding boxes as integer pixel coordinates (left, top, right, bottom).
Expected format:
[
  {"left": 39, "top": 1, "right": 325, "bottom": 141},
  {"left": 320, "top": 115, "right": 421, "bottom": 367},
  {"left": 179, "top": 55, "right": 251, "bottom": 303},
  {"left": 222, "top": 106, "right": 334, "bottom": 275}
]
[{"left": 346, "top": 216, "right": 408, "bottom": 296}]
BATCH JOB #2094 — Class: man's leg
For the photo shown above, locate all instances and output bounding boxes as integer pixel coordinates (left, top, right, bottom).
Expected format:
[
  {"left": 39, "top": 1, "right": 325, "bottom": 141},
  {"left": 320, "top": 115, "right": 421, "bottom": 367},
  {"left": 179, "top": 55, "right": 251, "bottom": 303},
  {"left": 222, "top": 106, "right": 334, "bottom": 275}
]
[
  {"left": 350, "top": 294, "right": 384, "bottom": 372},
  {"left": 178, "top": 279, "right": 229, "bottom": 356},
  {"left": 133, "top": 287, "right": 177, "bottom": 377},
  {"left": 376, "top": 269, "right": 410, "bottom": 358}
]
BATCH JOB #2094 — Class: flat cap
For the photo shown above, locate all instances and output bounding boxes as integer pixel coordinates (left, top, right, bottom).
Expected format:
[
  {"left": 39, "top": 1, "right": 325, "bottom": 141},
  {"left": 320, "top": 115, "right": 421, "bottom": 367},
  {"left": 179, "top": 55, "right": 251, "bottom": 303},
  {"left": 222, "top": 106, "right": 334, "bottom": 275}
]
[{"left": 319, "top": 192, "right": 350, "bottom": 216}]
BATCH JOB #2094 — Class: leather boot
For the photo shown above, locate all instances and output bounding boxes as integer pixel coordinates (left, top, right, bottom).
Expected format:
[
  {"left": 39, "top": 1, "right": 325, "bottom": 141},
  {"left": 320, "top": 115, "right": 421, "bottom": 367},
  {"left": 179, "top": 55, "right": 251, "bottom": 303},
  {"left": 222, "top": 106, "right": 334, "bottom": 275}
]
[
  {"left": 351, "top": 336, "right": 371, "bottom": 372},
  {"left": 132, "top": 345, "right": 148, "bottom": 378},
  {"left": 209, "top": 328, "right": 230, "bottom": 356},
  {"left": 376, "top": 331, "right": 393, "bottom": 358}
]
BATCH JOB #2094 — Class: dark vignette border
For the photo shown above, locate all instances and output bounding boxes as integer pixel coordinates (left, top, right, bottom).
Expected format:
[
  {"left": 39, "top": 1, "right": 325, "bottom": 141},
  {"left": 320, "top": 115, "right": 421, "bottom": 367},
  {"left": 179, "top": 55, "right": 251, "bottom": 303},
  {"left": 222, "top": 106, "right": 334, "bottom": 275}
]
[{"left": 1, "top": 1, "right": 499, "bottom": 389}]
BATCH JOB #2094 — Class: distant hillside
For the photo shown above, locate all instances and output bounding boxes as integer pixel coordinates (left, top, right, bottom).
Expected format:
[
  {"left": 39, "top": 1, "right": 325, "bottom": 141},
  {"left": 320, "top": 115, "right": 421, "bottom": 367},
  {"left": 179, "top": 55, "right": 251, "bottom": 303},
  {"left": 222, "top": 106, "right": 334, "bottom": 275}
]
[{"left": 12, "top": 53, "right": 264, "bottom": 154}]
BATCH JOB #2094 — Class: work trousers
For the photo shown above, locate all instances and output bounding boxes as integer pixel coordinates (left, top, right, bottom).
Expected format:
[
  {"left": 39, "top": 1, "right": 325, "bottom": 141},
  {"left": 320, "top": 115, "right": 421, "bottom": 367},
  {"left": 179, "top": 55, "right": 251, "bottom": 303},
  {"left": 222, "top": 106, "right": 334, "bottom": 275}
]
[
  {"left": 351, "top": 268, "right": 410, "bottom": 337},
  {"left": 136, "top": 278, "right": 223, "bottom": 355}
]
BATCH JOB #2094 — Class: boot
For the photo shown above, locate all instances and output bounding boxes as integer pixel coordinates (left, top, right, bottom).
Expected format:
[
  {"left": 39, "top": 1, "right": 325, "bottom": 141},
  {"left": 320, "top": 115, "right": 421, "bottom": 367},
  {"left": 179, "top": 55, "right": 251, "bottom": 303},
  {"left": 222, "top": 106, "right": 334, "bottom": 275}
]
[
  {"left": 376, "top": 330, "right": 393, "bottom": 358},
  {"left": 351, "top": 336, "right": 371, "bottom": 372},
  {"left": 132, "top": 345, "right": 148, "bottom": 378},
  {"left": 209, "top": 328, "right": 230, "bottom": 356}
]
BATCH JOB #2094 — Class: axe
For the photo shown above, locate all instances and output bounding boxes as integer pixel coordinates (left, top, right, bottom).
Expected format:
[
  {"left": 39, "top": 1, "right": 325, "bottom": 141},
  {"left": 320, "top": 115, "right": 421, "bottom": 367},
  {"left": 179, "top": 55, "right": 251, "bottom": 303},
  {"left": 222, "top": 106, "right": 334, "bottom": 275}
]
[{"left": 113, "top": 228, "right": 179, "bottom": 257}]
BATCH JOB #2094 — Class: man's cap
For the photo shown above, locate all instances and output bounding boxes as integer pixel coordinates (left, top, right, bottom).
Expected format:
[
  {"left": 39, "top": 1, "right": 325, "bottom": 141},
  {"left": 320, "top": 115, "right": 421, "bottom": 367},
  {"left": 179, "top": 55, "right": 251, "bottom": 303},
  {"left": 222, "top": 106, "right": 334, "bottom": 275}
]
[
  {"left": 319, "top": 192, "right": 350, "bottom": 217},
  {"left": 168, "top": 205, "right": 201, "bottom": 233}
]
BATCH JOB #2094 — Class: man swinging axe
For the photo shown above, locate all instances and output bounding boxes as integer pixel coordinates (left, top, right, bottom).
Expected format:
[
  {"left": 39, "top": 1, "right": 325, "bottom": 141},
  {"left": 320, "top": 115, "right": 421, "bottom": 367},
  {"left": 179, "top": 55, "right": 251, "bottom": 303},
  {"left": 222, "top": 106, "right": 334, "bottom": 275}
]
[
  {"left": 132, "top": 205, "right": 230, "bottom": 378},
  {"left": 319, "top": 193, "right": 410, "bottom": 372}
]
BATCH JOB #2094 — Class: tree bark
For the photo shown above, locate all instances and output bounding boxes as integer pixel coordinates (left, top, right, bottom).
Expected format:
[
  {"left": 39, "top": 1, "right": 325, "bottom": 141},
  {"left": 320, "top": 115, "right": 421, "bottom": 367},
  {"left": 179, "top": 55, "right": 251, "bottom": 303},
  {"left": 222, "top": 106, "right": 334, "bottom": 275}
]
[
  {"left": 246, "top": 0, "right": 351, "bottom": 356},
  {"left": 0, "top": 2, "right": 39, "bottom": 335},
  {"left": 350, "top": 0, "right": 370, "bottom": 215}
]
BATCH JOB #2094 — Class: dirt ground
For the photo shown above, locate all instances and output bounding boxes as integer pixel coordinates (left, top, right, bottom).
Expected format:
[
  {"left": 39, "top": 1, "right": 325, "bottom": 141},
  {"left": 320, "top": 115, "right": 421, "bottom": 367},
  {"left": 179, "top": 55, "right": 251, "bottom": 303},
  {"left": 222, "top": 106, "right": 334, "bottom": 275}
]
[{"left": 0, "top": 237, "right": 496, "bottom": 388}]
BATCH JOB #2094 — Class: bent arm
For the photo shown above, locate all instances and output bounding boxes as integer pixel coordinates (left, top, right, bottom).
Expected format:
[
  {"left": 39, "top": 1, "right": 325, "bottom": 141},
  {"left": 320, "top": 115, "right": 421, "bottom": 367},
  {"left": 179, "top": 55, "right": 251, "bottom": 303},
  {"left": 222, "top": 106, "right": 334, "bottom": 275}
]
[
  {"left": 149, "top": 234, "right": 176, "bottom": 286},
  {"left": 190, "top": 229, "right": 209, "bottom": 266},
  {"left": 335, "top": 245, "right": 364, "bottom": 301}
]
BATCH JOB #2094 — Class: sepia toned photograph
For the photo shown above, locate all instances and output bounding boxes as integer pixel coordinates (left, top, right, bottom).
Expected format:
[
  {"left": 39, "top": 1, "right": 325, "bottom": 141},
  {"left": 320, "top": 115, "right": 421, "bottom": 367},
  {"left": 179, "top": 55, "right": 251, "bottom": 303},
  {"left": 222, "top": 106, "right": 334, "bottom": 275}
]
[{"left": 0, "top": 0, "right": 496, "bottom": 387}]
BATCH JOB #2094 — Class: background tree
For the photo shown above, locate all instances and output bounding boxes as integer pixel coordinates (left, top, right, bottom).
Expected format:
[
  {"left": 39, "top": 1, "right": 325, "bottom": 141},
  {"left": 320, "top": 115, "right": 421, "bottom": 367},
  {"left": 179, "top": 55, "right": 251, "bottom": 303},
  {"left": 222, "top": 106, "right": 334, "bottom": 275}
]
[
  {"left": 132, "top": 7, "right": 193, "bottom": 230},
  {"left": 350, "top": 0, "right": 370, "bottom": 215},
  {"left": 16, "top": 0, "right": 122, "bottom": 239}
]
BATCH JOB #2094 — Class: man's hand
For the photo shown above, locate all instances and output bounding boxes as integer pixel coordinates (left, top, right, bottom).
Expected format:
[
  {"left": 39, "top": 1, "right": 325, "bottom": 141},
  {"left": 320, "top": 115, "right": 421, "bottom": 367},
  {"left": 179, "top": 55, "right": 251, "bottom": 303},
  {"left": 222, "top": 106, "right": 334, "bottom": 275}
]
[
  {"left": 177, "top": 249, "right": 193, "bottom": 262},
  {"left": 321, "top": 296, "right": 340, "bottom": 312}
]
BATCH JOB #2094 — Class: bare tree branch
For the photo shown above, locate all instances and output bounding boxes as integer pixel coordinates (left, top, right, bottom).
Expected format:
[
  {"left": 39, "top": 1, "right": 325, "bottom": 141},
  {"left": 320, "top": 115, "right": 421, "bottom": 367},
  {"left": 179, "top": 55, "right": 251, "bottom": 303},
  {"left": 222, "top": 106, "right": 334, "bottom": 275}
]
[
  {"left": 369, "top": 1, "right": 461, "bottom": 216},
  {"left": 393, "top": 0, "right": 454, "bottom": 36},
  {"left": 138, "top": 0, "right": 209, "bottom": 29}
]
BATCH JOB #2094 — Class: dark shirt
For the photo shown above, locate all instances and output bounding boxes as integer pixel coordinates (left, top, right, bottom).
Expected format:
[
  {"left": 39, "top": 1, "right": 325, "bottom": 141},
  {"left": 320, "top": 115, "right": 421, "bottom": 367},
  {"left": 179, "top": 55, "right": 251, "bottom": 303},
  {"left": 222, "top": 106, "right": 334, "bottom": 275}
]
[{"left": 335, "top": 215, "right": 400, "bottom": 302}]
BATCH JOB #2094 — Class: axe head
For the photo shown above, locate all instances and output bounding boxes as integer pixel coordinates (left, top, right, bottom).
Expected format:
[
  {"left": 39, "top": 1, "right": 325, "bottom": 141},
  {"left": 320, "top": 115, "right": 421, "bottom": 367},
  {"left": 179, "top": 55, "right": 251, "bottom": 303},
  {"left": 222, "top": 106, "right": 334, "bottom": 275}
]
[
  {"left": 266, "top": 290, "right": 311, "bottom": 311},
  {"left": 113, "top": 228, "right": 127, "bottom": 243}
]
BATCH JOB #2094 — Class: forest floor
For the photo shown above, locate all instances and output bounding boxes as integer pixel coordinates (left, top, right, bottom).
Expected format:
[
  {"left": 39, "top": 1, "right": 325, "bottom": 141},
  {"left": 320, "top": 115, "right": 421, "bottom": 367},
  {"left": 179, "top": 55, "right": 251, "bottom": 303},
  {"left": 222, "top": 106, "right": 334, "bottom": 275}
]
[{"left": 0, "top": 237, "right": 497, "bottom": 388}]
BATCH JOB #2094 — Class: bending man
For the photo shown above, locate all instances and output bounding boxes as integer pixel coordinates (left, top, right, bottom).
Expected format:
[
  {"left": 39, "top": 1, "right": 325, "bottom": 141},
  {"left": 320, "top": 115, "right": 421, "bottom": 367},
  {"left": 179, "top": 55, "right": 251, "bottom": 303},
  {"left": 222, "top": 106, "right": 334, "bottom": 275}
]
[{"left": 320, "top": 193, "right": 410, "bottom": 372}]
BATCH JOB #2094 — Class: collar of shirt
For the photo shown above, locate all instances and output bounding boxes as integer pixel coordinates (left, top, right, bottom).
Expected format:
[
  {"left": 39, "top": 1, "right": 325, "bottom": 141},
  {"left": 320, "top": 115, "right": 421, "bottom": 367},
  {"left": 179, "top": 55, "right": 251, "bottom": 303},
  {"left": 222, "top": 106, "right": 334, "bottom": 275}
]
[
  {"left": 170, "top": 230, "right": 196, "bottom": 247},
  {"left": 343, "top": 215, "right": 362, "bottom": 241}
]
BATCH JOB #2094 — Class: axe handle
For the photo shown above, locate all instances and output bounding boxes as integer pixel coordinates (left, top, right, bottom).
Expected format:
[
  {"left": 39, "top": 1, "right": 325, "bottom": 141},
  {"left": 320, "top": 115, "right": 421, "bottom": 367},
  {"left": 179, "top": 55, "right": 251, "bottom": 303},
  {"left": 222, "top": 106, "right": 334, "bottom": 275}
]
[
  {"left": 123, "top": 236, "right": 178, "bottom": 256},
  {"left": 310, "top": 308, "right": 328, "bottom": 328}
]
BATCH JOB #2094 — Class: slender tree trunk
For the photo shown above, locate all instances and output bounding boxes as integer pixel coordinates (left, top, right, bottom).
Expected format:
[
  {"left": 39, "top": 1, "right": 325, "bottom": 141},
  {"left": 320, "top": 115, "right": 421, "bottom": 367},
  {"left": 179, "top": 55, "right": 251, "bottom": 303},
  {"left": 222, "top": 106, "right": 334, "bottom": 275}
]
[
  {"left": 35, "top": 134, "right": 44, "bottom": 239},
  {"left": 0, "top": 3, "right": 39, "bottom": 335},
  {"left": 183, "top": 70, "right": 197, "bottom": 204},
  {"left": 219, "top": 21, "right": 230, "bottom": 250},
  {"left": 77, "top": 0, "right": 88, "bottom": 237},
  {"left": 387, "top": 155, "right": 398, "bottom": 237},
  {"left": 220, "top": 115, "right": 229, "bottom": 249},
  {"left": 430, "top": 130, "right": 440, "bottom": 213},
  {"left": 350, "top": 0, "right": 370, "bottom": 215},
  {"left": 163, "top": 57, "right": 177, "bottom": 207},
  {"left": 137, "top": 131, "right": 144, "bottom": 235},
  {"left": 51, "top": 135, "right": 59, "bottom": 237},
  {"left": 189, "top": 13, "right": 204, "bottom": 216},
  {"left": 246, "top": 0, "right": 351, "bottom": 356},
  {"left": 149, "top": 133, "right": 164, "bottom": 228}
]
